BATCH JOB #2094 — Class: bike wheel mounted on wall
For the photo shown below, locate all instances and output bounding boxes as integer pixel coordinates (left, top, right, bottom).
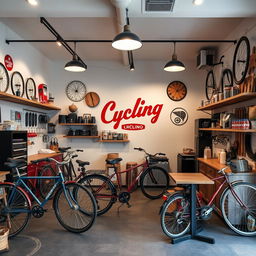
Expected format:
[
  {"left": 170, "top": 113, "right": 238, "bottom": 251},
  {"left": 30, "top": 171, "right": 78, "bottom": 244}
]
[
  {"left": 0, "top": 63, "right": 9, "bottom": 93},
  {"left": 205, "top": 70, "right": 216, "bottom": 100},
  {"left": 232, "top": 36, "right": 250, "bottom": 85},
  {"left": 221, "top": 68, "right": 233, "bottom": 93}
]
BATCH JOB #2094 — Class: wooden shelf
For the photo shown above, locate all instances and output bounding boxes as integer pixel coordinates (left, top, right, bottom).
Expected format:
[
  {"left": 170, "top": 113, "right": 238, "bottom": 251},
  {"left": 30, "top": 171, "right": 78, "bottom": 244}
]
[
  {"left": 0, "top": 91, "right": 61, "bottom": 110},
  {"left": 63, "top": 136, "right": 100, "bottom": 138},
  {"left": 197, "top": 92, "right": 256, "bottom": 111},
  {"left": 59, "top": 123, "right": 96, "bottom": 126},
  {"left": 199, "top": 128, "right": 256, "bottom": 133},
  {"left": 98, "top": 139, "right": 130, "bottom": 143}
]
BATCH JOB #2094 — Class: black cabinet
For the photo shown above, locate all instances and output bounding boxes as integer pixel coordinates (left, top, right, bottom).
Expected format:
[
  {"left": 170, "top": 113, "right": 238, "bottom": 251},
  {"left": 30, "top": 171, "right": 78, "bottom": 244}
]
[
  {"left": 177, "top": 153, "right": 196, "bottom": 172},
  {"left": 0, "top": 131, "right": 27, "bottom": 177}
]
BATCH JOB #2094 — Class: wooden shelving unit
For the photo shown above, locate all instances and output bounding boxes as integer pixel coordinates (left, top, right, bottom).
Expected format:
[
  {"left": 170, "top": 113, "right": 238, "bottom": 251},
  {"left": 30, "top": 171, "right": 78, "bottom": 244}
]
[
  {"left": 63, "top": 136, "right": 100, "bottom": 138},
  {"left": 59, "top": 123, "right": 96, "bottom": 126},
  {"left": 0, "top": 91, "right": 61, "bottom": 110},
  {"left": 199, "top": 128, "right": 256, "bottom": 133},
  {"left": 197, "top": 92, "right": 256, "bottom": 111},
  {"left": 98, "top": 139, "right": 130, "bottom": 143}
]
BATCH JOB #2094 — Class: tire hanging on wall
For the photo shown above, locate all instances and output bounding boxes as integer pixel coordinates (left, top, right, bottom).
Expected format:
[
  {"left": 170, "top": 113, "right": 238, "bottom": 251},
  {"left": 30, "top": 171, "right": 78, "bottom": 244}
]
[{"left": 245, "top": 134, "right": 256, "bottom": 161}]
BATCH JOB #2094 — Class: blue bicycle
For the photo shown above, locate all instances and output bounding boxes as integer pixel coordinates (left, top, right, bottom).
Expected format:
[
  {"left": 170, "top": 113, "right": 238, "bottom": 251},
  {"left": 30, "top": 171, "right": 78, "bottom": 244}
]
[{"left": 0, "top": 157, "right": 97, "bottom": 237}]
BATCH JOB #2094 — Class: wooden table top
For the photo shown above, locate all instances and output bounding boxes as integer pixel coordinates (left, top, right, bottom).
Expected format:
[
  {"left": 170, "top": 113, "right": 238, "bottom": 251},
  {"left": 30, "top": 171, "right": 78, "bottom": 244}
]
[
  {"left": 169, "top": 172, "right": 214, "bottom": 185},
  {"left": 28, "top": 153, "right": 62, "bottom": 163}
]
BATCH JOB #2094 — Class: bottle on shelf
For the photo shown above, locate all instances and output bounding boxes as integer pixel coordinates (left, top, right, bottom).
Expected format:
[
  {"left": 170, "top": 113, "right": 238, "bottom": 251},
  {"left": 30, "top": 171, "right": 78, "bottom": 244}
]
[
  {"left": 204, "top": 146, "right": 211, "bottom": 159},
  {"left": 219, "top": 149, "right": 226, "bottom": 164}
]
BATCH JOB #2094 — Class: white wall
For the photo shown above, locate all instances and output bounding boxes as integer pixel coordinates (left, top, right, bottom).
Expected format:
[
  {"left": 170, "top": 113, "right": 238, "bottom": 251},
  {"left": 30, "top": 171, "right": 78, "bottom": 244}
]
[
  {"left": 50, "top": 60, "right": 207, "bottom": 171},
  {"left": 0, "top": 21, "right": 55, "bottom": 155}
]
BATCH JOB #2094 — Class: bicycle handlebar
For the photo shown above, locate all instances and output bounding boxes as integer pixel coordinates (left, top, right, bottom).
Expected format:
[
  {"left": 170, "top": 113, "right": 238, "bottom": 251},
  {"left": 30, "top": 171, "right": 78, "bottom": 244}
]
[
  {"left": 218, "top": 167, "right": 228, "bottom": 174},
  {"left": 134, "top": 147, "right": 166, "bottom": 157}
]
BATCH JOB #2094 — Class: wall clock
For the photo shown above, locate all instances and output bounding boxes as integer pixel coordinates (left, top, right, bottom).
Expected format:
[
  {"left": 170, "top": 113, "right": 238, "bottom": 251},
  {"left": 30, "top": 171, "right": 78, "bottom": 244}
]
[
  {"left": 0, "top": 62, "right": 9, "bottom": 92},
  {"left": 85, "top": 92, "right": 100, "bottom": 107},
  {"left": 66, "top": 80, "right": 86, "bottom": 102},
  {"left": 11, "top": 71, "right": 24, "bottom": 97},
  {"left": 25, "top": 78, "right": 36, "bottom": 100},
  {"left": 167, "top": 81, "right": 187, "bottom": 101}
]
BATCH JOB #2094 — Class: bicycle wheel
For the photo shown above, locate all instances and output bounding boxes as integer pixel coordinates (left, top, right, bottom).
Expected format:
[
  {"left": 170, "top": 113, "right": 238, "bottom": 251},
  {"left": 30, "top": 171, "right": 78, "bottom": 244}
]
[
  {"left": 232, "top": 36, "right": 250, "bottom": 85},
  {"left": 0, "top": 183, "right": 31, "bottom": 237},
  {"left": 79, "top": 174, "right": 116, "bottom": 216},
  {"left": 53, "top": 183, "right": 96, "bottom": 233},
  {"left": 140, "top": 166, "right": 169, "bottom": 199},
  {"left": 221, "top": 182, "right": 256, "bottom": 236},
  {"left": 160, "top": 193, "right": 190, "bottom": 238},
  {"left": 38, "top": 165, "right": 57, "bottom": 199},
  {"left": 205, "top": 70, "right": 216, "bottom": 100}
]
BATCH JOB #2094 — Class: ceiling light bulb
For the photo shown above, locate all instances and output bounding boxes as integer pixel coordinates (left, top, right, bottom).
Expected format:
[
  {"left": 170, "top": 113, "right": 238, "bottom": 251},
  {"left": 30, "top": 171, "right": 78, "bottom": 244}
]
[
  {"left": 56, "top": 41, "right": 62, "bottom": 47},
  {"left": 26, "top": 0, "right": 38, "bottom": 6},
  {"left": 192, "top": 0, "right": 204, "bottom": 5}
]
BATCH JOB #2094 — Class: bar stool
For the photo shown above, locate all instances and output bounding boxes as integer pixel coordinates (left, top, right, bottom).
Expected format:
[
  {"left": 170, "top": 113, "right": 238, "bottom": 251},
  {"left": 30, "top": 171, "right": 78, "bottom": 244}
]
[{"left": 126, "top": 162, "right": 138, "bottom": 189}]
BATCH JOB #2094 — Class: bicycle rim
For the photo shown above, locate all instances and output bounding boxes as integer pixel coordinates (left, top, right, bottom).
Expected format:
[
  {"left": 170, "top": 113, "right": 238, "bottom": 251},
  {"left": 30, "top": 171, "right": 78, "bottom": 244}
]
[
  {"left": 140, "top": 167, "right": 169, "bottom": 199},
  {"left": 0, "top": 184, "right": 31, "bottom": 237},
  {"left": 160, "top": 194, "right": 190, "bottom": 238},
  {"left": 53, "top": 183, "right": 96, "bottom": 233},
  {"left": 79, "top": 174, "right": 116, "bottom": 216},
  {"left": 221, "top": 183, "right": 256, "bottom": 236}
]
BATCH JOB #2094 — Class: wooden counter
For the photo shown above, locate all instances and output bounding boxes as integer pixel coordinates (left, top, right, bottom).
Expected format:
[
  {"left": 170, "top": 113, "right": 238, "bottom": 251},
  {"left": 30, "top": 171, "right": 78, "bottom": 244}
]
[
  {"left": 197, "top": 158, "right": 232, "bottom": 173},
  {"left": 28, "top": 153, "right": 62, "bottom": 164}
]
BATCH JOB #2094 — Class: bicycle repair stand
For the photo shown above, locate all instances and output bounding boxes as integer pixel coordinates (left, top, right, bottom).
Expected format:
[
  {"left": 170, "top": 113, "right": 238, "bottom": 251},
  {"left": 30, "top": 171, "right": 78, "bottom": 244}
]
[{"left": 171, "top": 184, "right": 215, "bottom": 244}]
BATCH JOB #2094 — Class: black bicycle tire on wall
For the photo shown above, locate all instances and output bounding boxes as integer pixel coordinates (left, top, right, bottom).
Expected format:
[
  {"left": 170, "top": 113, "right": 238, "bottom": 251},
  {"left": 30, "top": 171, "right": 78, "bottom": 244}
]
[
  {"left": 221, "top": 68, "right": 233, "bottom": 92},
  {"left": 205, "top": 70, "right": 216, "bottom": 100},
  {"left": 232, "top": 36, "right": 250, "bottom": 85}
]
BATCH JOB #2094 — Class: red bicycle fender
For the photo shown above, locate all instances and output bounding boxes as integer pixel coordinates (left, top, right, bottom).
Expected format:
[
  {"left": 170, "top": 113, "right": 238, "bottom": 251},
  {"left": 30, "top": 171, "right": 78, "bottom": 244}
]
[{"left": 0, "top": 182, "right": 32, "bottom": 208}]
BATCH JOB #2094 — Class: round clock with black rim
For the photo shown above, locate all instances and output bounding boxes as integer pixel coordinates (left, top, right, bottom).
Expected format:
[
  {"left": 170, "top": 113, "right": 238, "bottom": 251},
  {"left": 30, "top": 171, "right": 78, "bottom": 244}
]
[
  {"left": 66, "top": 80, "right": 86, "bottom": 102},
  {"left": 11, "top": 71, "right": 25, "bottom": 97},
  {"left": 25, "top": 78, "right": 36, "bottom": 100},
  {"left": 167, "top": 81, "right": 187, "bottom": 101},
  {"left": 0, "top": 62, "right": 9, "bottom": 93}
]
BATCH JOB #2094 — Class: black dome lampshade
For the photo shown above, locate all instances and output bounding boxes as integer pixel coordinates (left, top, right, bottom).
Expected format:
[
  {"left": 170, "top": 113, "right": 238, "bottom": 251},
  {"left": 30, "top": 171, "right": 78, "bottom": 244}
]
[
  {"left": 164, "top": 43, "right": 185, "bottom": 72},
  {"left": 112, "top": 24, "right": 142, "bottom": 51},
  {"left": 64, "top": 42, "right": 87, "bottom": 72}
]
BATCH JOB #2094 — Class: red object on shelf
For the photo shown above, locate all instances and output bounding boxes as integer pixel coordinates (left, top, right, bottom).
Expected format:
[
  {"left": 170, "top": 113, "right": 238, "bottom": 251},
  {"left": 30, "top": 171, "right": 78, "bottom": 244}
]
[
  {"left": 27, "top": 132, "right": 37, "bottom": 137},
  {"left": 38, "top": 83, "right": 48, "bottom": 103}
]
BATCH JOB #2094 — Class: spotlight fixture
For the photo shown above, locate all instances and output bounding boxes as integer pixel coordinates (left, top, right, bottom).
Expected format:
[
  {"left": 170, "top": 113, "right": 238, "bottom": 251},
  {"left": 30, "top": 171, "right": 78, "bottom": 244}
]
[
  {"left": 192, "top": 0, "right": 204, "bottom": 6},
  {"left": 112, "top": 8, "right": 142, "bottom": 51},
  {"left": 56, "top": 38, "right": 62, "bottom": 47},
  {"left": 64, "top": 42, "right": 86, "bottom": 72},
  {"left": 164, "top": 42, "right": 185, "bottom": 72},
  {"left": 26, "top": 0, "right": 38, "bottom": 6},
  {"left": 130, "top": 62, "right": 135, "bottom": 71}
]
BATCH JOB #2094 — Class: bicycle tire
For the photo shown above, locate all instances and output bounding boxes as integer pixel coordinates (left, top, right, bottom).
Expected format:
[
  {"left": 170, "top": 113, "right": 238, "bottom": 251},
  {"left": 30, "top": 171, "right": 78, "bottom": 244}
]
[
  {"left": 160, "top": 193, "right": 190, "bottom": 238},
  {"left": 205, "top": 70, "right": 216, "bottom": 100},
  {"left": 38, "top": 165, "right": 57, "bottom": 199},
  {"left": 53, "top": 183, "right": 96, "bottom": 233},
  {"left": 0, "top": 183, "right": 31, "bottom": 237},
  {"left": 221, "top": 182, "right": 256, "bottom": 236},
  {"left": 79, "top": 174, "right": 117, "bottom": 216},
  {"left": 232, "top": 36, "right": 250, "bottom": 85},
  {"left": 140, "top": 166, "right": 169, "bottom": 199}
]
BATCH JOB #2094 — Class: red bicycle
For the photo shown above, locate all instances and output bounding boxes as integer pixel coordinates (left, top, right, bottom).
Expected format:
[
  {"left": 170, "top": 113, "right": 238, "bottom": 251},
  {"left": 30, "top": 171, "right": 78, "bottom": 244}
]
[
  {"left": 79, "top": 147, "right": 170, "bottom": 216},
  {"left": 160, "top": 167, "right": 256, "bottom": 238}
]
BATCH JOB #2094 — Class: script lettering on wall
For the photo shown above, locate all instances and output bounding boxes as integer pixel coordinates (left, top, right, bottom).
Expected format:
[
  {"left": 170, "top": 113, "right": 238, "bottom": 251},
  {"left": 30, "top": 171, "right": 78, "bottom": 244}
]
[{"left": 101, "top": 98, "right": 163, "bottom": 130}]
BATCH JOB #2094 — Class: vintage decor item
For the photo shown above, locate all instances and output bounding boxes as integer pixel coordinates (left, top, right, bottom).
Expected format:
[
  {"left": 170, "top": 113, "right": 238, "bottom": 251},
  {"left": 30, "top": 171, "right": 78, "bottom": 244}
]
[
  {"left": 66, "top": 80, "right": 86, "bottom": 102},
  {"left": 205, "top": 70, "right": 216, "bottom": 100},
  {"left": 167, "top": 81, "right": 187, "bottom": 101},
  {"left": 170, "top": 107, "right": 188, "bottom": 126},
  {"left": 85, "top": 92, "right": 100, "bottom": 107},
  {"left": 11, "top": 71, "right": 24, "bottom": 97},
  {"left": 69, "top": 103, "right": 78, "bottom": 113},
  {"left": 0, "top": 62, "right": 9, "bottom": 92},
  {"left": 38, "top": 84, "right": 48, "bottom": 103},
  {"left": 25, "top": 78, "right": 36, "bottom": 100}
]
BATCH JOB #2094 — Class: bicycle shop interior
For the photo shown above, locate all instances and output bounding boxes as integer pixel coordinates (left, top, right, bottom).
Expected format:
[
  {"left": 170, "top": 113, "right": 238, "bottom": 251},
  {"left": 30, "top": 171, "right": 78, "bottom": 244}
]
[{"left": 0, "top": 0, "right": 256, "bottom": 255}]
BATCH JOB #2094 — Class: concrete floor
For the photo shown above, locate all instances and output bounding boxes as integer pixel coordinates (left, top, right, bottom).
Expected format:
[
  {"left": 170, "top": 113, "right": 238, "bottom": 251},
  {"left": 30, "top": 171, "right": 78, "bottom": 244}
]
[{"left": 3, "top": 190, "right": 256, "bottom": 256}]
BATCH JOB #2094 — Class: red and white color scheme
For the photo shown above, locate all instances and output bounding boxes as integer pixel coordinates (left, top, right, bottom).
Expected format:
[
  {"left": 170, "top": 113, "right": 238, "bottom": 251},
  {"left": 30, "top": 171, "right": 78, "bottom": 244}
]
[
  {"left": 4, "top": 54, "right": 13, "bottom": 71},
  {"left": 38, "top": 83, "right": 48, "bottom": 103}
]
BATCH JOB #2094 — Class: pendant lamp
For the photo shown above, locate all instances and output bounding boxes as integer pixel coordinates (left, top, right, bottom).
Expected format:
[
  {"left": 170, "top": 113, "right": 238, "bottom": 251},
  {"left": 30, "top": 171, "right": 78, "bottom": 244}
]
[
  {"left": 64, "top": 42, "right": 87, "bottom": 72},
  {"left": 112, "top": 9, "right": 142, "bottom": 51},
  {"left": 164, "top": 43, "right": 185, "bottom": 72}
]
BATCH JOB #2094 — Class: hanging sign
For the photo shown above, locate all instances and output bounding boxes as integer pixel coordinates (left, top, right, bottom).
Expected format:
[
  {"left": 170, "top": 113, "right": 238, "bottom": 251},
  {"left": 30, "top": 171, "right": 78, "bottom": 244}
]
[
  {"left": 4, "top": 55, "right": 13, "bottom": 71},
  {"left": 101, "top": 98, "right": 163, "bottom": 130},
  {"left": 170, "top": 107, "right": 188, "bottom": 126}
]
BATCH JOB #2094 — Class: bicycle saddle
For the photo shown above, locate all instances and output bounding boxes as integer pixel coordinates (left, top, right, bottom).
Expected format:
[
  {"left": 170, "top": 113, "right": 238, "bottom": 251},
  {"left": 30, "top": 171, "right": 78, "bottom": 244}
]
[
  {"left": 76, "top": 160, "right": 90, "bottom": 167},
  {"left": 105, "top": 158, "right": 123, "bottom": 165},
  {"left": 4, "top": 158, "right": 27, "bottom": 168}
]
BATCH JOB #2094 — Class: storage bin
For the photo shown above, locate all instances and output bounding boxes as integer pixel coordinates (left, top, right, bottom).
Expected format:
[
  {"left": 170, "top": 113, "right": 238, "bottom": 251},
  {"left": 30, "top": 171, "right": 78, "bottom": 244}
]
[{"left": 0, "top": 227, "right": 9, "bottom": 252}]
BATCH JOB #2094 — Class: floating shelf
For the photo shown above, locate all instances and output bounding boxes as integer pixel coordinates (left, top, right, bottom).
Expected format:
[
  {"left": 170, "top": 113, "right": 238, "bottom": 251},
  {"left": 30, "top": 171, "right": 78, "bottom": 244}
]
[
  {"left": 63, "top": 136, "right": 100, "bottom": 138},
  {"left": 98, "top": 139, "right": 130, "bottom": 143},
  {"left": 197, "top": 92, "right": 256, "bottom": 111},
  {"left": 0, "top": 91, "right": 61, "bottom": 110},
  {"left": 199, "top": 128, "right": 256, "bottom": 133},
  {"left": 59, "top": 123, "right": 96, "bottom": 126}
]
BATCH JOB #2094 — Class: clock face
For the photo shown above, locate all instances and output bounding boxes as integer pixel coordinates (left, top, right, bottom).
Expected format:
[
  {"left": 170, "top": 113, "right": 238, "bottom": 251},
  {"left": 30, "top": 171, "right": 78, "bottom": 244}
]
[
  {"left": 85, "top": 92, "right": 100, "bottom": 107},
  {"left": 167, "top": 81, "right": 187, "bottom": 101},
  {"left": 66, "top": 80, "right": 86, "bottom": 102}
]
